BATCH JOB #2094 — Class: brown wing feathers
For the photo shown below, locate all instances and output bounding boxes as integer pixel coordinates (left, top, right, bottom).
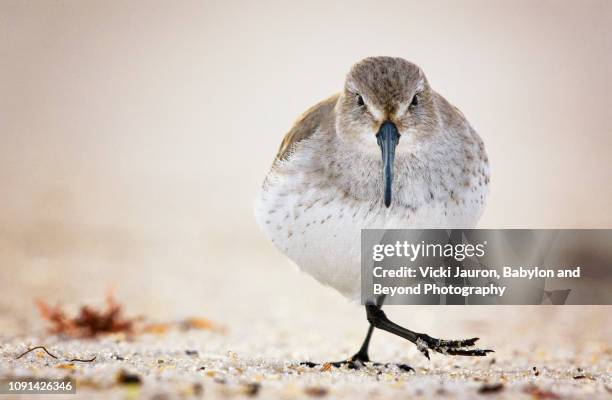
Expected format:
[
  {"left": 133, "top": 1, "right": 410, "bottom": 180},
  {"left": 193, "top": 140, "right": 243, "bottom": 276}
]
[{"left": 276, "top": 94, "right": 339, "bottom": 160}]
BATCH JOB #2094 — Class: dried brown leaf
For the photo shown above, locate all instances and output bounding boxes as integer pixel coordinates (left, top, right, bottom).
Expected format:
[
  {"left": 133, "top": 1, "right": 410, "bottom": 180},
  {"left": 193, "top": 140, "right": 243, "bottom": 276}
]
[{"left": 36, "top": 292, "right": 136, "bottom": 338}]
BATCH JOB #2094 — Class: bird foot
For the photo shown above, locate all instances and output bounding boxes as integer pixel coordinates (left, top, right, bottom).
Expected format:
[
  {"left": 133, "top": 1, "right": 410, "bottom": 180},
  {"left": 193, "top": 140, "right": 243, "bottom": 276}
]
[
  {"left": 365, "top": 305, "right": 493, "bottom": 360},
  {"left": 300, "top": 352, "right": 413, "bottom": 372},
  {"left": 414, "top": 334, "right": 493, "bottom": 360}
]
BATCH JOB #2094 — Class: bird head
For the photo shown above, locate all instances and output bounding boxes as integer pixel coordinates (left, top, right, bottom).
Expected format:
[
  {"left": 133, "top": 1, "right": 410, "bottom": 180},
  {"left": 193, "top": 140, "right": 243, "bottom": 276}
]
[{"left": 335, "top": 57, "right": 438, "bottom": 207}]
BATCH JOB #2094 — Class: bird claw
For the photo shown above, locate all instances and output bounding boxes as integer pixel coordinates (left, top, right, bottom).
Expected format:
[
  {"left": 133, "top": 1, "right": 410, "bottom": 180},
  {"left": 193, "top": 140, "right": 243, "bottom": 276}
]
[
  {"left": 300, "top": 360, "right": 414, "bottom": 373},
  {"left": 415, "top": 334, "right": 492, "bottom": 359}
]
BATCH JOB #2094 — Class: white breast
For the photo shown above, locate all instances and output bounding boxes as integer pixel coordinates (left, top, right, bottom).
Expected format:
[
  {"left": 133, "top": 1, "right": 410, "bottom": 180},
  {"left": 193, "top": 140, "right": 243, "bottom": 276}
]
[{"left": 255, "top": 170, "right": 487, "bottom": 302}]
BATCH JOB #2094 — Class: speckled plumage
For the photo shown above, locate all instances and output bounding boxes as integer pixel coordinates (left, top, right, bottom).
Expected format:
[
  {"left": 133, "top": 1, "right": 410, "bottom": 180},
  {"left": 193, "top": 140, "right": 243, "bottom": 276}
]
[{"left": 256, "top": 57, "right": 489, "bottom": 301}]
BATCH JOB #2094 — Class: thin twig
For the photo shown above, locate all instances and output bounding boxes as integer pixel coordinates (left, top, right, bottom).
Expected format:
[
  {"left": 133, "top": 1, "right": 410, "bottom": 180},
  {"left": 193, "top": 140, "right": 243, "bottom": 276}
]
[
  {"left": 15, "top": 346, "right": 58, "bottom": 360},
  {"left": 15, "top": 345, "right": 96, "bottom": 363},
  {"left": 68, "top": 356, "right": 97, "bottom": 362}
]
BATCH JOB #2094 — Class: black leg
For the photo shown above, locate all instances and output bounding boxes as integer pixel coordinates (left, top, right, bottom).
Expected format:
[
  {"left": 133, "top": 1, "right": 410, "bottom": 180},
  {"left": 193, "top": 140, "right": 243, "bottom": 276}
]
[
  {"left": 301, "top": 309, "right": 377, "bottom": 369},
  {"left": 344, "top": 295, "right": 384, "bottom": 364},
  {"left": 334, "top": 296, "right": 385, "bottom": 367},
  {"left": 301, "top": 296, "right": 414, "bottom": 371},
  {"left": 351, "top": 324, "right": 374, "bottom": 362},
  {"left": 301, "top": 295, "right": 491, "bottom": 371},
  {"left": 337, "top": 320, "right": 413, "bottom": 372},
  {"left": 365, "top": 304, "right": 493, "bottom": 359}
]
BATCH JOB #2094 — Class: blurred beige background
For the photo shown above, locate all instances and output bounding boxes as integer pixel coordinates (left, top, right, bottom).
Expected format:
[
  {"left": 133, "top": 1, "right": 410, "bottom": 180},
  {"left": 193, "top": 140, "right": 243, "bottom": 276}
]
[{"left": 0, "top": 0, "right": 611, "bottom": 339}]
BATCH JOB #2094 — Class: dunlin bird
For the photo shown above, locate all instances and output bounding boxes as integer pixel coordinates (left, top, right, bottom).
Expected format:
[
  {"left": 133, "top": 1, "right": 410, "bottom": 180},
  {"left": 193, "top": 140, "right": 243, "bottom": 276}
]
[{"left": 256, "top": 57, "right": 491, "bottom": 368}]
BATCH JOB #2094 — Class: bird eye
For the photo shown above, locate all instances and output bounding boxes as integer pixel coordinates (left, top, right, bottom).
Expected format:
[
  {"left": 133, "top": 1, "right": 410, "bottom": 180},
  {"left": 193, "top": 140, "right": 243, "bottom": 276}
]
[
  {"left": 410, "top": 94, "right": 419, "bottom": 107},
  {"left": 356, "top": 93, "right": 364, "bottom": 107}
]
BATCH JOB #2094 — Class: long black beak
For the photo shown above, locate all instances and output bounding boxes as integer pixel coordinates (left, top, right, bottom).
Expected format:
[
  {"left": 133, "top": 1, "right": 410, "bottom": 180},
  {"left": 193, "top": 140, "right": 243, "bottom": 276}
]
[{"left": 376, "top": 121, "right": 400, "bottom": 208}]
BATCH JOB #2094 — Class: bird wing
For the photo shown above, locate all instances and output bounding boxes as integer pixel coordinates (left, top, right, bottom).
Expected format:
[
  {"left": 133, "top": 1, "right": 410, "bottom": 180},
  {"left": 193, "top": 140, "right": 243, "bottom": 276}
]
[{"left": 276, "top": 94, "right": 339, "bottom": 160}]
